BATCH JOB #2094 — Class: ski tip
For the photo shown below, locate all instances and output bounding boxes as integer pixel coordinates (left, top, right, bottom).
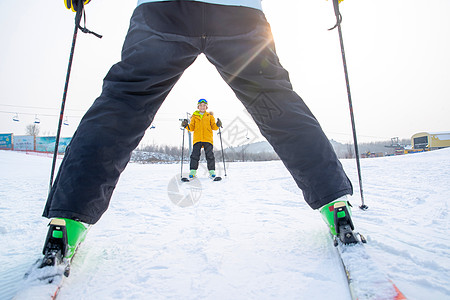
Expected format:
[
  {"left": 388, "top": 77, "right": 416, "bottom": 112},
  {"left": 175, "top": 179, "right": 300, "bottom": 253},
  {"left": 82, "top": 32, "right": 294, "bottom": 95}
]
[
  {"left": 181, "top": 177, "right": 190, "bottom": 182},
  {"left": 213, "top": 176, "right": 222, "bottom": 181},
  {"left": 392, "top": 282, "right": 407, "bottom": 300}
]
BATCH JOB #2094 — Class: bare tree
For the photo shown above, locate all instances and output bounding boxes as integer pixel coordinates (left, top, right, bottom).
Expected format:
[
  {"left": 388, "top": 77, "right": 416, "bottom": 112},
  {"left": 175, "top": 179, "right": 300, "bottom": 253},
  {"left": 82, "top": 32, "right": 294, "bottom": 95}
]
[
  {"left": 26, "top": 124, "right": 40, "bottom": 137},
  {"left": 345, "top": 142, "right": 354, "bottom": 159}
]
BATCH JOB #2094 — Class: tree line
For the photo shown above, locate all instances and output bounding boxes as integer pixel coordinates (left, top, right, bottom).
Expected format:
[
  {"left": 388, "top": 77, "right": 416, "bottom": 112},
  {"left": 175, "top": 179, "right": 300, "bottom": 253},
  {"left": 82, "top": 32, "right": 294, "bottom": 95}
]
[
  {"left": 133, "top": 138, "right": 411, "bottom": 163},
  {"left": 132, "top": 144, "right": 279, "bottom": 164}
]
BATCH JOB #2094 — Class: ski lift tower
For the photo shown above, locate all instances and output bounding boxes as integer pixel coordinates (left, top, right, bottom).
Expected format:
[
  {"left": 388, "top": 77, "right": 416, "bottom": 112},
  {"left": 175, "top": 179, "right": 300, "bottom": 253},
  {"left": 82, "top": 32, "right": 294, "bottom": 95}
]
[{"left": 385, "top": 137, "right": 405, "bottom": 155}]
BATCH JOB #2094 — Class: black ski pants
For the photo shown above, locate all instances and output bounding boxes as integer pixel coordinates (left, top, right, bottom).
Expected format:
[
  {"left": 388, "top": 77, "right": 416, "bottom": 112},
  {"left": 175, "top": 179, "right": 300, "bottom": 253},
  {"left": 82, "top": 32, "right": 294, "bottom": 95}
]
[
  {"left": 43, "top": 2, "right": 352, "bottom": 224},
  {"left": 190, "top": 142, "right": 215, "bottom": 171}
]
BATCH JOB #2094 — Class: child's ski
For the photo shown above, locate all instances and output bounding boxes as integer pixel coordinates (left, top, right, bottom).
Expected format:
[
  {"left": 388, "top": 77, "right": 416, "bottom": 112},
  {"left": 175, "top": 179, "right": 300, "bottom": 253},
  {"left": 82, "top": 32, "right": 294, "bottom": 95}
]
[{"left": 181, "top": 176, "right": 222, "bottom": 182}]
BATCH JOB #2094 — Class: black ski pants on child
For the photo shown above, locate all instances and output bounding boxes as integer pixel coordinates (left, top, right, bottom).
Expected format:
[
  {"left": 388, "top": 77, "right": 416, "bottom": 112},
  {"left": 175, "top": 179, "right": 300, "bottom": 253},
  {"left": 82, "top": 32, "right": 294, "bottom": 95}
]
[
  {"left": 190, "top": 142, "right": 215, "bottom": 171},
  {"left": 43, "top": 2, "right": 352, "bottom": 224}
]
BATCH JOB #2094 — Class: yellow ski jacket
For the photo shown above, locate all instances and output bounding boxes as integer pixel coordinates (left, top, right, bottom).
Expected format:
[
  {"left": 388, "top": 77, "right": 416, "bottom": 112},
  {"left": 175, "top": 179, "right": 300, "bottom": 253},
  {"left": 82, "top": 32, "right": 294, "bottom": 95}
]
[{"left": 188, "top": 111, "right": 219, "bottom": 145}]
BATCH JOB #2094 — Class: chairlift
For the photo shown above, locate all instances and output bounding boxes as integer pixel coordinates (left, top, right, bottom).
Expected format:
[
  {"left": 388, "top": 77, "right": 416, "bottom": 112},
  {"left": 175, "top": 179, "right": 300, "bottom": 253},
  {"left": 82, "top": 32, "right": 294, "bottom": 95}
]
[
  {"left": 149, "top": 125, "right": 155, "bottom": 129},
  {"left": 34, "top": 115, "right": 40, "bottom": 124},
  {"left": 12, "top": 113, "right": 19, "bottom": 122},
  {"left": 63, "top": 116, "right": 69, "bottom": 126}
]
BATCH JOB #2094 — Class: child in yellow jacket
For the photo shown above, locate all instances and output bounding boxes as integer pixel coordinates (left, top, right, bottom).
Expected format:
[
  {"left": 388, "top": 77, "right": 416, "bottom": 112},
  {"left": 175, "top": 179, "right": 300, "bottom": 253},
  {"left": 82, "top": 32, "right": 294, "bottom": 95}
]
[{"left": 181, "top": 99, "right": 222, "bottom": 178}]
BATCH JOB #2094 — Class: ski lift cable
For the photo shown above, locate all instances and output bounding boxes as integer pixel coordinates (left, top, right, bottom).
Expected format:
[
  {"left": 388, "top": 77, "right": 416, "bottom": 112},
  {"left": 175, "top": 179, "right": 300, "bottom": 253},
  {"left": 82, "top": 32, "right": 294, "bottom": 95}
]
[
  {"left": 0, "top": 110, "right": 82, "bottom": 118},
  {"left": 0, "top": 103, "right": 87, "bottom": 112}
]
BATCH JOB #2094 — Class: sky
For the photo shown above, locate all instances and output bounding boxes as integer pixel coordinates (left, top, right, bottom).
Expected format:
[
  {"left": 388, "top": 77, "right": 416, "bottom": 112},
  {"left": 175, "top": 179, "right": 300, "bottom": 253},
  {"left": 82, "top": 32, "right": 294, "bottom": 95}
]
[{"left": 1, "top": 0, "right": 449, "bottom": 147}]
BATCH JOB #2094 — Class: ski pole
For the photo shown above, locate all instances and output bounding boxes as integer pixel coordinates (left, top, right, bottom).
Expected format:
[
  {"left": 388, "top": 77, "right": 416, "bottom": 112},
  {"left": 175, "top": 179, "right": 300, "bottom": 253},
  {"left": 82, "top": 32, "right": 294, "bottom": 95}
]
[
  {"left": 49, "top": 9, "right": 83, "bottom": 193},
  {"left": 181, "top": 127, "right": 186, "bottom": 180},
  {"left": 49, "top": 2, "right": 102, "bottom": 193},
  {"left": 329, "top": 0, "right": 368, "bottom": 210},
  {"left": 218, "top": 125, "right": 227, "bottom": 177}
]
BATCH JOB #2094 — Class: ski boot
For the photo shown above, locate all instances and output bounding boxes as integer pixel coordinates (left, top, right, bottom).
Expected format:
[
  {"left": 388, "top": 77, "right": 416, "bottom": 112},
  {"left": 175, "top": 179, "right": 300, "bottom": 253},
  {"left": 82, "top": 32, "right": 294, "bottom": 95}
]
[
  {"left": 189, "top": 169, "right": 197, "bottom": 178},
  {"left": 320, "top": 197, "right": 360, "bottom": 245},
  {"left": 209, "top": 170, "right": 216, "bottom": 178},
  {"left": 41, "top": 218, "right": 88, "bottom": 269}
]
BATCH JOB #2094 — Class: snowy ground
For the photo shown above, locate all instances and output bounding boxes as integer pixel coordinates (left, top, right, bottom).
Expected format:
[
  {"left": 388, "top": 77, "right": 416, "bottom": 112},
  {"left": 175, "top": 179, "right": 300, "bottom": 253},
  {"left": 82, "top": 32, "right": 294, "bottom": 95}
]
[{"left": 0, "top": 148, "right": 449, "bottom": 299}]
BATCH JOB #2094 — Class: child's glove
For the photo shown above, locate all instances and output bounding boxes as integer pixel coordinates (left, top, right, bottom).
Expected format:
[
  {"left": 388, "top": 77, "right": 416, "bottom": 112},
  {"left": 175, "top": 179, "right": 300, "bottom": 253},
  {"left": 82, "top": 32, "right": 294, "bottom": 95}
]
[
  {"left": 216, "top": 118, "right": 222, "bottom": 128},
  {"left": 64, "top": 0, "right": 91, "bottom": 12},
  {"left": 181, "top": 119, "right": 189, "bottom": 128}
]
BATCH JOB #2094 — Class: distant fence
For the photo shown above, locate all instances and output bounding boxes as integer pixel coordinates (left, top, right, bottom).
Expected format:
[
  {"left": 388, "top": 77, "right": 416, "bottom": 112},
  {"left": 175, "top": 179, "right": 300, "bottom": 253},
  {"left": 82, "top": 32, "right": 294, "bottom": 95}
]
[
  {"left": 0, "top": 134, "right": 13, "bottom": 150},
  {"left": 0, "top": 134, "right": 72, "bottom": 153},
  {"left": 13, "top": 135, "right": 34, "bottom": 151}
]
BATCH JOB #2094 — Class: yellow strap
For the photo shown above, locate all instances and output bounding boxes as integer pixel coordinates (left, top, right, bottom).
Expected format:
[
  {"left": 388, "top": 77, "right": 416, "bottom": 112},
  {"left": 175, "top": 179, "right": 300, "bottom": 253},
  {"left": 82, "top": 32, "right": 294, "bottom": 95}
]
[
  {"left": 65, "top": 0, "right": 91, "bottom": 12},
  {"left": 64, "top": 0, "right": 71, "bottom": 10}
]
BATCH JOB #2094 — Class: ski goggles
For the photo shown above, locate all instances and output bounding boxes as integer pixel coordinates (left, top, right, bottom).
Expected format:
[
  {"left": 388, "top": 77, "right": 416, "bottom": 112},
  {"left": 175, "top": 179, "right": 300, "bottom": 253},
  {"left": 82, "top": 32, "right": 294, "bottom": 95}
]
[{"left": 198, "top": 99, "right": 208, "bottom": 104}]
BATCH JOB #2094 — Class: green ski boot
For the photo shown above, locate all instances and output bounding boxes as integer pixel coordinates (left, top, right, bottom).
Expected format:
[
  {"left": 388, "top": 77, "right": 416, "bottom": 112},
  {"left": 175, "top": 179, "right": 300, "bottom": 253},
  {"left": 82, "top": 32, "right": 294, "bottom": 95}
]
[
  {"left": 209, "top": 170, "right": 216, "bottom": 178},
  {"left": 320, "top": 198, "right": 358, "bottom": 245},
  {"left": 41, "top": 218, "right": 88, "bottom": 267},
  {"left": 189, "top": 169, "right": 197, "bottom": 178}
]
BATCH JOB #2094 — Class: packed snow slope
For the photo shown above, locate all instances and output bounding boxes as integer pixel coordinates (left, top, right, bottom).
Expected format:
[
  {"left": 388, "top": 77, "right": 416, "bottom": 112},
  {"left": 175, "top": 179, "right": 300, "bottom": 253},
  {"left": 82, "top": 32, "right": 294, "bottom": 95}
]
[{"left": 0, "top": 148, "right": 449, "bottom": 300}]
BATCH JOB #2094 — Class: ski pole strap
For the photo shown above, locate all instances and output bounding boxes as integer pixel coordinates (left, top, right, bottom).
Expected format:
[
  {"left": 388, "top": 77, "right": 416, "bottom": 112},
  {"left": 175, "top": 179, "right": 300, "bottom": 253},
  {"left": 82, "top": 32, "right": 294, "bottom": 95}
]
[
  {"left": 75, "top": 2, "right": 102, "bottom": 39},
  {"left": 328, "top": 0, "right": 342, "bottom": 31}
]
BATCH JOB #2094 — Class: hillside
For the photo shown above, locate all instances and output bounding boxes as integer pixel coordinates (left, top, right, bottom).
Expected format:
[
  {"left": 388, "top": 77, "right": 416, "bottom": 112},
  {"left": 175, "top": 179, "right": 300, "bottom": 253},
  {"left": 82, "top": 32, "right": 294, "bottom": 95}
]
[{"left": 1, "top": 148, "right": 449, "bottom": 299}]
